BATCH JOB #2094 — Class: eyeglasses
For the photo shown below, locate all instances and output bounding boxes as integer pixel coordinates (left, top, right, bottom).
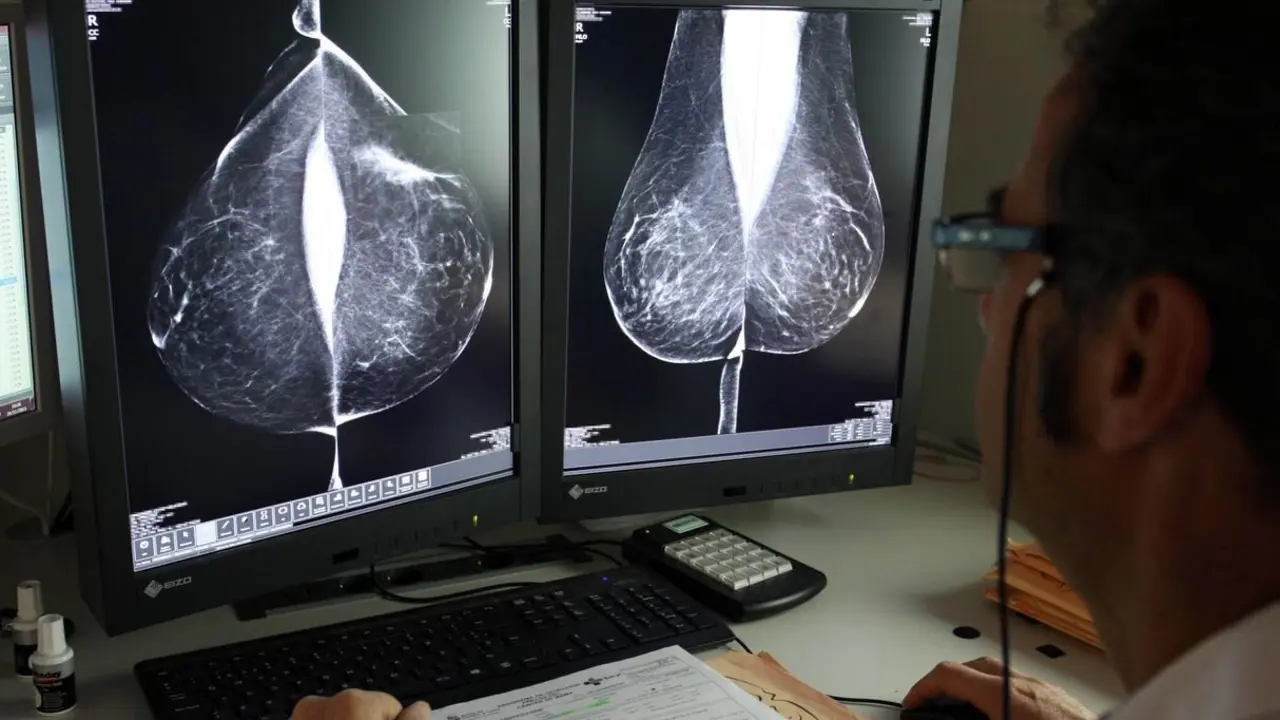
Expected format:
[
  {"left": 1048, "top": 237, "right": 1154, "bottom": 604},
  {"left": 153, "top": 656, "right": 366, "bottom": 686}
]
[{"left": 932, "top": 187, "right": 1050, "bottom": 293}]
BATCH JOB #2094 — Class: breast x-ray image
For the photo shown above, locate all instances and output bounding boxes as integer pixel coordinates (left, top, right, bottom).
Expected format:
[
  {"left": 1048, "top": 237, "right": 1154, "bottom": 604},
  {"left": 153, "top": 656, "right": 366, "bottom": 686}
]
[
  {"left": 145, "top": 0, "right": 493, "bottom": 490},
  {"left": 567, "top": 6, "right": 928, "bottom": 449},
  {"left": 603, "top": 9, "right": 885, "bottom": 434},
  {"left": 92, "top": 0, "right": 512, "bottom": 522}
]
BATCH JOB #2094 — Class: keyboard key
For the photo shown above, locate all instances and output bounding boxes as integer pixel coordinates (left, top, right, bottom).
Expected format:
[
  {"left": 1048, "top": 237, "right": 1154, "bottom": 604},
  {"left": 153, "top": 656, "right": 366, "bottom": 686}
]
[
  {"left": 569, "top": 633, "right": 603, "bottom": 655},
  {"left": 433, "top": 672, "right": 462, "bottom": 690},
  {"left": 600, "top": 635, "right": 629, "bottom": 650},
  {"left": 768, "top": 558, "right": 794, "bottom": 573},
  {"left": 667, "top": 618, "right": 694, "bottom": 634},
  {"left": 560, "top": 646, "right": 584, "bottom": 661},
  {"left": 518, "top": 652, "right": 548, "bottom": 669}
]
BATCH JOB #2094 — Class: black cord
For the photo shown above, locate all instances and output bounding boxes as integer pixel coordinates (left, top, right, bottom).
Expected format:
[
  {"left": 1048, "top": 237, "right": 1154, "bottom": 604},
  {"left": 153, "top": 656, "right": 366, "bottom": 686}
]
[
  {"left": 997, "top": 279, "right": 1044, "bottom": 720},
  {"left": 575, "top": 546, "right": 623, "bottom": 567},
  {"left": 368, "top": 563, "right": 537, "bottom": 605},
  {"left": 830, "top": 696, "right": 903, "bottom": 710},
  {"left": 368, "top": 537, "right": 623, "bottom": 605},
  {"left": 729, "top": 637, "right": 900, "bottom": 711},
  {"left": 444, "top": 538, "right": 625, "bottom": 566}
]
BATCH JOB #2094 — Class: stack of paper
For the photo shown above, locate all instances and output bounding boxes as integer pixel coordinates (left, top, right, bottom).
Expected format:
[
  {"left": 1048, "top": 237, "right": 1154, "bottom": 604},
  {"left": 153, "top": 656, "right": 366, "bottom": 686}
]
[
  {"left": 709, "top": 650, "right": 864, "bottom": 720},
  {"left": 983, "top": 541, "right": 1102, "bottom": 649}
]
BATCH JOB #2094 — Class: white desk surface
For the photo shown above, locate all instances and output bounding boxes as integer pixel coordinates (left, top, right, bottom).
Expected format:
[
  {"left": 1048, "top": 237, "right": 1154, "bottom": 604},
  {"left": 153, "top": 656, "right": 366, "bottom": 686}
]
[{"left": 0, "top": 478, "right": 1125, "bottom": 719}]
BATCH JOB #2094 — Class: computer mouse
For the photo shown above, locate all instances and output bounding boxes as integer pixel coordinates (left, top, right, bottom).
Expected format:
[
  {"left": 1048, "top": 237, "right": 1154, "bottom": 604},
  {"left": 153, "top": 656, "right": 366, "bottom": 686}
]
[{"left": 899, "top": 697, "right": 990, "bottom": 720}]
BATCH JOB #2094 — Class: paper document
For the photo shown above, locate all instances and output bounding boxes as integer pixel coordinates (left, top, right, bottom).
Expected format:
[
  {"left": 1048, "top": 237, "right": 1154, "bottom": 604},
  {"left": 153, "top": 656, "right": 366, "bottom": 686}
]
[
  {"left": 435, "top": 646, "right": 784, "bottom": 720},
  {"left": 708, "top": 650, "right": 862, "bottom": 720}
]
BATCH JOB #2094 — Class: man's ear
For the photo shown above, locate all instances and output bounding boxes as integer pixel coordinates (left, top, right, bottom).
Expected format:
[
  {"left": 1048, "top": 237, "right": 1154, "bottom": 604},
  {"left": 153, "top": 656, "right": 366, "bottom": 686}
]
[{"left": 1094, "top": 276, "right": 1211, "bottom": 450}]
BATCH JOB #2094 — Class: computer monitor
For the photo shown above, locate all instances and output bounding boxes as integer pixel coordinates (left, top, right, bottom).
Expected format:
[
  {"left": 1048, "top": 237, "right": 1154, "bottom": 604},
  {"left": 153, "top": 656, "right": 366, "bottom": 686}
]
[
  {"left": 28, "top": 0, "right": 543, "bottom": 634},
  {"left": 539, "top": 0, "right": 959, "bottom": 520},
  {"left": 0, "top": 6, "right": 59, "bottom": 450}
]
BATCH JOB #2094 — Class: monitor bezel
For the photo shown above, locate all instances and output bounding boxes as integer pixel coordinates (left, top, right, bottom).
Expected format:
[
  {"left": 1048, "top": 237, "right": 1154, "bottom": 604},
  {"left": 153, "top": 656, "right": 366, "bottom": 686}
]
[
  {"left": 0, "top": 6, "right": 61, "bottom": 449},
  {"left": 538, "top": 0, "right": 960, "bottom": 521},
  {"left": 27, "top": 0, "right": 543, "bottom": 635}
]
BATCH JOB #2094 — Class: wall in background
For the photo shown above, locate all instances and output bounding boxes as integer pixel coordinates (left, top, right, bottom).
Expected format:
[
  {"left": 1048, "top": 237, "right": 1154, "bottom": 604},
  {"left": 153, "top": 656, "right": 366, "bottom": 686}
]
[{"left": 918, "top": 0, "right": 1080, "bottom": 444}]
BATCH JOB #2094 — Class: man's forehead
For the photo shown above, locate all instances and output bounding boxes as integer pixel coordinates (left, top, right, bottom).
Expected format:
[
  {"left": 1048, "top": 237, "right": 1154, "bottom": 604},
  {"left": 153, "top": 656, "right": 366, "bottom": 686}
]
[{"left": 1002, "top": 71, "right": 1083, "bottom": 227}]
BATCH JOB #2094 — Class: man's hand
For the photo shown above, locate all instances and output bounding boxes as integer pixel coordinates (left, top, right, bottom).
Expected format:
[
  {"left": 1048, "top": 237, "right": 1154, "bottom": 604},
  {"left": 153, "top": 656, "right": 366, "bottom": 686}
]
[
  {"left": 291, "top": 689, "right": 431, "bottom": 719},
  {"left": 904, "top": 657, "right": 1097, "bottom": 720}
]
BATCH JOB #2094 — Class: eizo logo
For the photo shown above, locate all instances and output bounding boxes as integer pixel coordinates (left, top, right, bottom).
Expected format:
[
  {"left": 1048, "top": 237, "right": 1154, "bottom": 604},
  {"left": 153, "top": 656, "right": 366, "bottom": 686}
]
[
  {"left": 568, "top": 484, "right": 608, "bottom": 500},
  {"left": 144, "top": 576, "right": 193, "bottom": 599}
]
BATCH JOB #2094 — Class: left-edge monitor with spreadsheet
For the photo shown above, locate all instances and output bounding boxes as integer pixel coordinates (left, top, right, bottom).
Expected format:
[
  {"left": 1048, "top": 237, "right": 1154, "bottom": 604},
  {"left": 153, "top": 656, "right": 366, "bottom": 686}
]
[
  {"left": 0, "top": 6, "right": 59, "bottom": 451},
  {"left": 27, "top": 0, "right": 544, "bottom": 634}
]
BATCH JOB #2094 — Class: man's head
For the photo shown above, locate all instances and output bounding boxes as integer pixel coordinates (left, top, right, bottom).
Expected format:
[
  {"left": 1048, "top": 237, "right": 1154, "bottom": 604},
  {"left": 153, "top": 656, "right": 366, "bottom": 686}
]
[{"left": 974, "top": 0, "right": 1280, "bottom": 573}]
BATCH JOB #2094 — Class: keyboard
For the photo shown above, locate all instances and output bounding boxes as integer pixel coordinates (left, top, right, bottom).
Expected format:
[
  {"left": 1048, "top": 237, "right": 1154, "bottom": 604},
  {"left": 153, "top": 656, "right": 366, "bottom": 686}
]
[{"left": 136, "top": 566, "right": 735, "bottom": 719}]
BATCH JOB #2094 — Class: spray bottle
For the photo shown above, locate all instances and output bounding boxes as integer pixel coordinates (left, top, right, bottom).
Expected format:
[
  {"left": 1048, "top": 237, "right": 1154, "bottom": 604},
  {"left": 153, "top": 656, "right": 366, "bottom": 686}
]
[
  {"left": 30, "top": 614, "right": 76, "bottom": 715},
  {"left": 12, "top": 580, "right": 43, "bottom": 678}
]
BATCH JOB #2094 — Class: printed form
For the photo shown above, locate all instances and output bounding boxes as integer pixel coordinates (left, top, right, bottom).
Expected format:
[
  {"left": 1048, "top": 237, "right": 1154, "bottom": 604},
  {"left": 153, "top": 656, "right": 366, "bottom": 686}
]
[{"left": 436, "top": 646, "right": 784, "bottom": 720}]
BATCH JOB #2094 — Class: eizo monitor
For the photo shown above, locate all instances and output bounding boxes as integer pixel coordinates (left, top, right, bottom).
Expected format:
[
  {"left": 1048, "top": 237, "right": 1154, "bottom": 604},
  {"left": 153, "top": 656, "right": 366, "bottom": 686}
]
[
  {"left": 29, "top": 0, "right": 542, "bottom": 634},
  {"left": 0, "top": 6, "right": 59, "bottom": 450},
  {"left": 539, "top": 0, "right": 959, "bottom": 520}
]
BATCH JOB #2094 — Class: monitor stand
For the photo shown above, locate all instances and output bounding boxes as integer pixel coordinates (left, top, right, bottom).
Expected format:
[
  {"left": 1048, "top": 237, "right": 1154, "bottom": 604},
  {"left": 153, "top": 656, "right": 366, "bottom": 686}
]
[{"left": 231, "top": 534, "right": 594, "bottom": 621}]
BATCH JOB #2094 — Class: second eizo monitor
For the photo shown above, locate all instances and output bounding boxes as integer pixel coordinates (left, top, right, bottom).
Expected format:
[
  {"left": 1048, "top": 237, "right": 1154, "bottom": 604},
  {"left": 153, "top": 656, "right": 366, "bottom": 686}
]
[
  {"left": 31, "top": 0, "right": 537, "bottom": 634},
  {"left": 540, "top": 0, "right": 959, "bottom": 520},
  {"left": 0, "top": 9, "right": 59, "bottom": 449}
]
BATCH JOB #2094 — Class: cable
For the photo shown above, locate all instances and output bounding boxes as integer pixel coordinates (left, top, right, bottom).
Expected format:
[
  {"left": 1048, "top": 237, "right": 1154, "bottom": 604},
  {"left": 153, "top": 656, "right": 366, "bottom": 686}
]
[
  {"left": 830, "top": 696, "right": 903, "bottom": 710},
  {"left": 728, "top": 637, "right": 899, "bottom": 711},
  {"left": 0, "top": 488, "right": 43, "bottom": 526},
  {"left": 914, "top": 448, "right": 980, "bottom": 483},
  {"left": 445, "top": 538, "right": 625, "bottom": 567},
  {"left": 574, "top": 546, "right": 623, "bottom": 567},
  {"left": 41, "top": 429, "right": 55, "bottom": 535},
  {"left": 917, "top": 437, "right": 981, "bottom": 463},
  {"left": 996, "top": 276, "right": 1047, "bottom": 720},
  {"left": 369, "top": 536, "right": 625, "bottom": 605},
  {"left": 368, "top": 562, "right": 537, "bottom": 606}
]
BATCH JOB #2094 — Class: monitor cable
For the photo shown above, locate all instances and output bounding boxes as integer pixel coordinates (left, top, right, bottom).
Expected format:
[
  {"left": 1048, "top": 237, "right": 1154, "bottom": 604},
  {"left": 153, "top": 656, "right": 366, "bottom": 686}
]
[
  {"left": 367, "top": 564, "right": 538, "bottom": 606},
  {"left": 369, "top": 538, "right": 625, "bottom": 605},
  {"left": 443, "top": 538, "right": 625, "bottom": 568}
]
